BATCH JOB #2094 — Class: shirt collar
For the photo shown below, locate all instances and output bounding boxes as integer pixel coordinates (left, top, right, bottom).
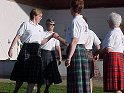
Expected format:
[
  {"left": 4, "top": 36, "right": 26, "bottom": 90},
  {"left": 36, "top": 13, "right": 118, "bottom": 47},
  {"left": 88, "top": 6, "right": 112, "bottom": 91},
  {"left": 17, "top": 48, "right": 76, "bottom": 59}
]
[
  {"left": 29, "top": 20, "right": 39, "bottom": 26},
  {"left": 74, "top": 15, "right": 83, "bottom": 19},
  {"left": 113, "top": 27, "right": 121, "bottom": 31}
]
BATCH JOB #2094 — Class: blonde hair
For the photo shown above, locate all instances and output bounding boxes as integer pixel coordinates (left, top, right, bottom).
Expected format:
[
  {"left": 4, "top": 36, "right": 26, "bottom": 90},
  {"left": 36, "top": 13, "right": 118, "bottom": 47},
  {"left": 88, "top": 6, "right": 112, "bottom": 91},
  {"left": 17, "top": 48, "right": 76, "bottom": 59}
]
[{"left": 30, "top": 8, "right": 43, "bottom": 20}]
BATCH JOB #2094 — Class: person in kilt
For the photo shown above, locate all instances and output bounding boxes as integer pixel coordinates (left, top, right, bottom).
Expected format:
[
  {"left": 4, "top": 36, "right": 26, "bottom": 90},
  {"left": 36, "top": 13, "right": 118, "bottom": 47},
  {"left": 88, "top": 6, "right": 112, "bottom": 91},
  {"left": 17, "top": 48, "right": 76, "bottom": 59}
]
[
  {"left": 102, "top": 12, "right": 124, "bottom": 93},
  {"left": 36, "top": 19, "right": 62, "bottom": 93},
  {"left": 82, "top": 16, "right": 101, "bottom": 93},
  {"left": 61, "top": 0, "right": 90, "bottom": 92},
  {"left": 8, "top": 8, "right": 54, "bottom": 93},
  {"left": 47, "top": 0, "right": 91, "bottom": 92},
  {"left": 85, "top": 29, "right": 101, "bottom": 93}
]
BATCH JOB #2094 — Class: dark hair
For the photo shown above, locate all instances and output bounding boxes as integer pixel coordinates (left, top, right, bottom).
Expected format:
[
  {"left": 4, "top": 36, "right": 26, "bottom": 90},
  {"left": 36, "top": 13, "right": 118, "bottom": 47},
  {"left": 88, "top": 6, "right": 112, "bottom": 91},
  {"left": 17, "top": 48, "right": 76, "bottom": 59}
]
[
  {"left": 46, "top": 19, "right": 55, "bottom": 24},
  {"left": 70, "top": 0, "right": 84, "bottom": 13},
  {"left": 30, "top": 8, "right": 43, "bottom": 20}
]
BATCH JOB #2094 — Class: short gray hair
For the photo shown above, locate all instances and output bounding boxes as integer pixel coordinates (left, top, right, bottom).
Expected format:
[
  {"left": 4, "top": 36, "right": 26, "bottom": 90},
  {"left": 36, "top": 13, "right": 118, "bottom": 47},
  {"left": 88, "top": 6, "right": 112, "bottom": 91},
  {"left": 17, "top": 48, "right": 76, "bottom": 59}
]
[{"left": 108, "top": 12, "right": 122, "bottom": 26}]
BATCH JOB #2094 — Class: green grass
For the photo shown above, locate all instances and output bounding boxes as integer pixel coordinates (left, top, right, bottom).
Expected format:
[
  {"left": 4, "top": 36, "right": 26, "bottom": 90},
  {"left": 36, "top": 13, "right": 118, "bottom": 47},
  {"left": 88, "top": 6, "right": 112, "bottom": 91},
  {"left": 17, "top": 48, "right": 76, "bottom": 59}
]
[{"left": 0, "top": 82, "right": 106, "bottom": 93}]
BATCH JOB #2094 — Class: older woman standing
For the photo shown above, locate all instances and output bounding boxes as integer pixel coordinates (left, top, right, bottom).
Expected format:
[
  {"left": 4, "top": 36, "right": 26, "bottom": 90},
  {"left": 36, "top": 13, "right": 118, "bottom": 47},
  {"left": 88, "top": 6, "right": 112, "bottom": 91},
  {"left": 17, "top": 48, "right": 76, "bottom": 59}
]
[
  {"left": 102, "top": 12, "right": 124, "bottom": 93},
  {"left": 8, "top": 8, "right": 53, "bottom": 93}
]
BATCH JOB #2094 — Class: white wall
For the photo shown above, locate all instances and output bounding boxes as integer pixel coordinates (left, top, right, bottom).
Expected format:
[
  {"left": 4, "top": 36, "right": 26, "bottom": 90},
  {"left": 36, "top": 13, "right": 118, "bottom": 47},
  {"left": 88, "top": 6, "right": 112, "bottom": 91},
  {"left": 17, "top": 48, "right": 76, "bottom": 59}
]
[
  {"left": 84, "top": 8, "right": 124, "bottom": 40},
  {"left": 0, "top": 0, "right": 33, "bottom": 60},
  {"left": 1, "top": 0, "right": 124, "bottom": 60}
]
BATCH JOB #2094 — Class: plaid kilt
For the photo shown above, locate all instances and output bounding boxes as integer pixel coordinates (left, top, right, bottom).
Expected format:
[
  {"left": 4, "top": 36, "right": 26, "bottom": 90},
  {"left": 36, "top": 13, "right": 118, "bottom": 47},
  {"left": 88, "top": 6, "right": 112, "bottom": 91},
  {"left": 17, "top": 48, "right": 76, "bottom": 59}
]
[
  {"left": 87, "top": 50, "right": 94, "bottom": 78},
  {"left": 40, "top": 49, "right": 62, "bottom": 84},
  {"left": 103, "top": 52, "right": 124, "bottom": 92},
  {"left": 10, "top": 43, "right": 43, "bottom": 84},
  {"left": 67, "top": 44, "right": 90, "bottom": 93}
]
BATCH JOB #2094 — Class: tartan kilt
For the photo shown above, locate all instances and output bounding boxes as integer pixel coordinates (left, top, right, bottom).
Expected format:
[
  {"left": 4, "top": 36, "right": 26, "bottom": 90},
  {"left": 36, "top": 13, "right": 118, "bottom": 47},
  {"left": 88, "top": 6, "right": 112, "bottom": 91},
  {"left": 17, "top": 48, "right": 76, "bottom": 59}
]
[
  {"left": 103, "top": 52, "right": 124, "bottom": 92},
  {"left": 67, "top": 44, "right": 90, "bottom": 93},
  {"left": 87, "top": 50, "right": 94, "bottom": 78},
  {"left": 40, "top": 49, "right": 62, "bottom": 84},
  {"left": 10, "top": 43, "right": 43, "bottom": 84}
]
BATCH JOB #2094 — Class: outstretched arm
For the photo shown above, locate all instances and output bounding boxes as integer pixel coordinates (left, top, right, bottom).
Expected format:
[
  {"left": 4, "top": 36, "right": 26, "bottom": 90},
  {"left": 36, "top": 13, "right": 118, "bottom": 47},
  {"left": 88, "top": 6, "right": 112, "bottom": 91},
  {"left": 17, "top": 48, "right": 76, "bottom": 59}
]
[{"left": 53, "top": 33, "right": 68, "bottom": 46}]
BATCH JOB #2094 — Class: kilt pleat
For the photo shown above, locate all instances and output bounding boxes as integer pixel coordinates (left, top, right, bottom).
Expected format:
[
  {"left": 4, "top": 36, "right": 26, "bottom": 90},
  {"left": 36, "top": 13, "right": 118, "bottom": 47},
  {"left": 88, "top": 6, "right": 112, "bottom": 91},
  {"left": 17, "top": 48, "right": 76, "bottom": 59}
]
[
  {"left": 103, "top": 52, "right": 124, "bottom": 92},
  {"left": 41, "top": 49, "right": 62, "bottom": 84},
  {"left": 67, "top": 44, "right": 90, "bottom": 93},
  {"left": 10, "top": 43, "right": 43, "bottom": 84}
]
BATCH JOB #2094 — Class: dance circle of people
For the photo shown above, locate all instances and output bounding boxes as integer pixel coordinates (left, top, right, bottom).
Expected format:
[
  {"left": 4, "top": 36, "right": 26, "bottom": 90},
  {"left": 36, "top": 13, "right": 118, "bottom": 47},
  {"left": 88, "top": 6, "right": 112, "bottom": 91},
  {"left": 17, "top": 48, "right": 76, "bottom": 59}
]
[{"left": 8, "top": 0, "right": 124, "bottom": 93}]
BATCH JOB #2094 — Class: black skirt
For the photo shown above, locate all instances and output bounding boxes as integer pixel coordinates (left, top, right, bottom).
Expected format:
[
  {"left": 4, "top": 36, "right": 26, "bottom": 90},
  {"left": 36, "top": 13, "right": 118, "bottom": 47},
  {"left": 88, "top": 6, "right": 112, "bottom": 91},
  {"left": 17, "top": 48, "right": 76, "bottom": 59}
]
[
  {"left": 10, "top": 43, "right": 43, "bottom": 84},
  {"left": 40, "top": 49, "right": 62, "bottom": 84}
]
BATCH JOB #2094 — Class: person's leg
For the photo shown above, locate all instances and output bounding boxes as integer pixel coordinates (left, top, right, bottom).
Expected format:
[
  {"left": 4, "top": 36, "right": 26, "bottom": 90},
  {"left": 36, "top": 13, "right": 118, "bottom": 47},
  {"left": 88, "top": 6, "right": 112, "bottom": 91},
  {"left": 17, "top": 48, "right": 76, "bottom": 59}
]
[
  {"left": 13, "top": 82, "right": 23, "bottom": 93},
  {"left": 36, "top": 84, "right": 42, "bottom": 93},
  {"left": 26, "top": 83, "right": 35, "bottom": 93},
  {"left": 90, "top": 78, "right": 93, "bottom": 93},
  {"left": 44, "top": 80, "right": 52, "bottom": 93}
]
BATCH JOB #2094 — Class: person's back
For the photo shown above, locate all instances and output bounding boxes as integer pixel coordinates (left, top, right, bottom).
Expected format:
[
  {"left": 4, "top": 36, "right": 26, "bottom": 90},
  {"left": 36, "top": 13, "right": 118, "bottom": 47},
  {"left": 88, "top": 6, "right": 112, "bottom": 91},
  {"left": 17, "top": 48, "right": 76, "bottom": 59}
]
[
  {"left": 102, "top": 12, "right": 124, "bottom": 93},
  {"left": 85, "top": 29, "right": 101, "bottom": 93},
  {"left": 85, "top": 29, "right": 101, "bottom": 50}
]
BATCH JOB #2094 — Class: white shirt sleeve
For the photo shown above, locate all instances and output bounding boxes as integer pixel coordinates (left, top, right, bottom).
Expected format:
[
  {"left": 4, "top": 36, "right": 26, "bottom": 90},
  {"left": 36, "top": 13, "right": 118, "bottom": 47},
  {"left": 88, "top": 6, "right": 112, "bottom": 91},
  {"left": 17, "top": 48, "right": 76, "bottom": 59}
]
[
  {"left": 92, "top": 32, "right": 101, "bottom": 46},
  {"left": 102, "top": 31, "right": 116, "bottom": 49},
  {"left": 55, "top": 39, "right": 60, "bottom": 46},
  {"left": 17, "top": 22, "right": 26, "bottom": 36},
  {"left": 72, "top": 21, "right": 80, "bottom": 38}
]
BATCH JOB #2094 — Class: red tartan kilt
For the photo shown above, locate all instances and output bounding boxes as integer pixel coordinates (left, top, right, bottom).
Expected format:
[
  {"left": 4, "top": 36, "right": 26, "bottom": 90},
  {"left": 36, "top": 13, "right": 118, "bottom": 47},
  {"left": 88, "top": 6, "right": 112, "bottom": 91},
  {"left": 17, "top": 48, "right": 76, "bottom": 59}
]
[{"left": 103, "top": 52, "right": 124, "bottom": 92}]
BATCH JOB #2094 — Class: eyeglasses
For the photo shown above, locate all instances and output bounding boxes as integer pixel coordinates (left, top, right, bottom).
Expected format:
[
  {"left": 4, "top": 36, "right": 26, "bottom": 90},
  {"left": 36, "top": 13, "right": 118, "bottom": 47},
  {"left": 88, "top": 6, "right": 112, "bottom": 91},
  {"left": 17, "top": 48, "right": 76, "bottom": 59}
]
[{"left": 50, "top": 24, "right": 55, "bottom": 26}]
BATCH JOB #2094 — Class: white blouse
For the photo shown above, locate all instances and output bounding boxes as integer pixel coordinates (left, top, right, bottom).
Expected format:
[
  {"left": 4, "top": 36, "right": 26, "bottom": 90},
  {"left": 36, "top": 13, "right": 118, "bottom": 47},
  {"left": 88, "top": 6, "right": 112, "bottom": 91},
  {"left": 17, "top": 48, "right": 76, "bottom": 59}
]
[
  {"left": 66, "top": 15, "right": 89, "bottom": 44},
  {"left": 85, "top": 29, "right": 101, "bottom": 49},
  {"left": 102, "top": 27, "right": 124, "bottom": 53},
  {"left": 17, "top": 21, "right": 45, "bottom": 44},
  {"left": 40, "top": 31, "right": 60, "bottom": 51}
]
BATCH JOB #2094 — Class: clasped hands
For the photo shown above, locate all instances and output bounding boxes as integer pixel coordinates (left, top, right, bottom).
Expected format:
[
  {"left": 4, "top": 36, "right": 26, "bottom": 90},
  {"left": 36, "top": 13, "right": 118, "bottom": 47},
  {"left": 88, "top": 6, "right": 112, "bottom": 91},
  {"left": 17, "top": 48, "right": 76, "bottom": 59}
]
[
  {"left": 52, "top": 32, "right": 60, "bottom": 39},
  {"left": 52, "top": 33, "right": 71, "bottom": 67}
]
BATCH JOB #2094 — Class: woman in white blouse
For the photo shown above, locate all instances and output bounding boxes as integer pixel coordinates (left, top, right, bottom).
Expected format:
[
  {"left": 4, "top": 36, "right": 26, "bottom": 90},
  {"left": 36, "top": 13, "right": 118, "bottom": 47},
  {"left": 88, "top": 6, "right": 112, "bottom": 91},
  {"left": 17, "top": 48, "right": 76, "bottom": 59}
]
[
  {"left": 36, "top": 19, "right": 62, "bottom": 93},
  {"left": 102, "top": 12, "right": 124, "bottom": 93},
  {"left": 8, "top": 9, "right": 53, "bottom": 93},
  {"left": 64, "top": 0, "right": 90, "bottom": 93},
  {"left": 53, "top": 0, "right": 90, "bottom": 92}
]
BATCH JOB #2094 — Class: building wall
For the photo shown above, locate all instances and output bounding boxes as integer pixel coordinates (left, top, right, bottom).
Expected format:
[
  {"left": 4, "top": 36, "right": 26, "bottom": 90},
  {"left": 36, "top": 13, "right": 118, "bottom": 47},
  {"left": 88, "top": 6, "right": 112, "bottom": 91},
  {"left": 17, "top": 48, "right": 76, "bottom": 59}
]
[
  {"left": 44, "top": 8, "right": 124, "bottom": 40},
  {"left": 0, "top": 0, "right": 33, "bottom": 60},
  {"left": 0, "top": 0, "right": 124, "bottom": 60}
]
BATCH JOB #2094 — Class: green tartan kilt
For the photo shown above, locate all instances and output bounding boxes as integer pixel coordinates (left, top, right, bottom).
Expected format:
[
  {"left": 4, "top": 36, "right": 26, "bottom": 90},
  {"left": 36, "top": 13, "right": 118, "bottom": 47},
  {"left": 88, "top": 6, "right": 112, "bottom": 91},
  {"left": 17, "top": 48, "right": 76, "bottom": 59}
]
[{"left": 67, "top": 44, "right": 90, "bottom": 93}]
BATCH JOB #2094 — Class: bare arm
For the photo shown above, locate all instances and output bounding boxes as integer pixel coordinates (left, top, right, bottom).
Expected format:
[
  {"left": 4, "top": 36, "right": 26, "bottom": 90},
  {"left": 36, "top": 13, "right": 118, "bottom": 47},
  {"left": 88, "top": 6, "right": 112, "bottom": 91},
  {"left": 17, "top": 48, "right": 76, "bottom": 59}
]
[
  {"left": 94, "top": 44, "right": 101, "bottom": 61},
  {"left": 8, "top": 34, "right": 20, "bottom": 58},
  {"left": 56, "top": 45, "right": 62, "bottom": 65},
  {"left": 65, "top": 37, "right": 78, "bottom": 67},
  {"left": 57, "top": 36, "right": 69, "bottom": 46},
  {"left": 53, "top": 33, "right": 68, "bottom": 46}
]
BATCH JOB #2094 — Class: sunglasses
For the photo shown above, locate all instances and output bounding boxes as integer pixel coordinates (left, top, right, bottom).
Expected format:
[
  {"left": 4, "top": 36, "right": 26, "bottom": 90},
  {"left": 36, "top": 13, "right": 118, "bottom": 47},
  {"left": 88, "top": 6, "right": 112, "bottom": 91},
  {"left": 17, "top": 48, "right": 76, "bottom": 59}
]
[{"left": 50, "top": 24, "right": 55, "bottom": 26}]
